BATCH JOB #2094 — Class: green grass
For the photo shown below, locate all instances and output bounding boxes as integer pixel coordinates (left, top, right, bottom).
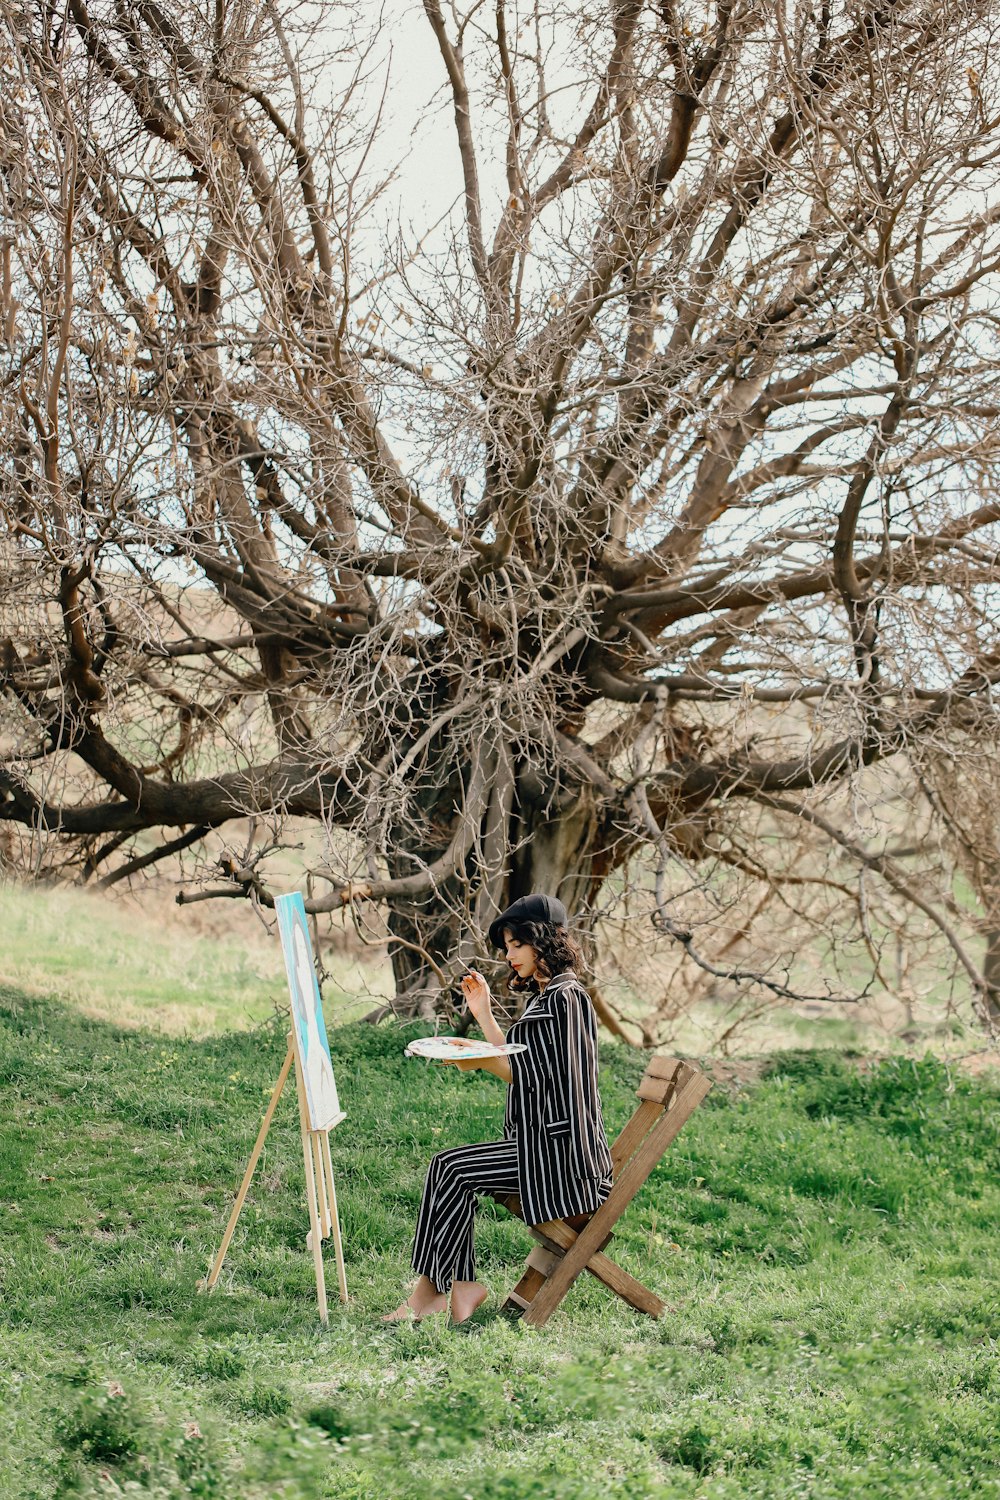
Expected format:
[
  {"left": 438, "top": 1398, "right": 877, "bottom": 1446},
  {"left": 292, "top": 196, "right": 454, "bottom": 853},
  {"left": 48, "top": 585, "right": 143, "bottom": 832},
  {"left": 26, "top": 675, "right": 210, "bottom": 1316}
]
[
  {"left": 0, "top": 881, "right": 390, "bottom": 1035},
  {"left": 1, "top": 984, "right": 998, "bottom": 1498}
]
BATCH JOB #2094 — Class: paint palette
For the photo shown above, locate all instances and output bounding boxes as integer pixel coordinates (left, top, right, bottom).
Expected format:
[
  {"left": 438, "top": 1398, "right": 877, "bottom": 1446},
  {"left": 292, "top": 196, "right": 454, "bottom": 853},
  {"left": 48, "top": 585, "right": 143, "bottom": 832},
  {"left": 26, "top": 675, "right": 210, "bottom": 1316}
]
[{"left": 404, "top": 1036, "right": 528, "bottom": 1061}]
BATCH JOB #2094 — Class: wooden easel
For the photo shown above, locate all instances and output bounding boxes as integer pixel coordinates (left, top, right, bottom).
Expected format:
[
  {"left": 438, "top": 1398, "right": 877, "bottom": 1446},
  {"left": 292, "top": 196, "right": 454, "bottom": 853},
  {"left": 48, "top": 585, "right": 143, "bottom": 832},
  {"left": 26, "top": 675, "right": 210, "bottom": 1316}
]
[
  {"left": 204, "top": 1031, "right": 347, "bottom": 1323},
  {"left": 495, "top": 1057, "right": 711, "bottom": 1328}
]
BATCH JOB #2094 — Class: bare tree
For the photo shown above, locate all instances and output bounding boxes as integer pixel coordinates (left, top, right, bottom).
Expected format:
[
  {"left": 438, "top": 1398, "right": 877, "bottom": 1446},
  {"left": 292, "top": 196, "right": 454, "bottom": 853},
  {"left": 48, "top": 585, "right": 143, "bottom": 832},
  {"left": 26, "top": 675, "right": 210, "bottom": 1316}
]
[{"left": 1, "top": 0, "right": 999, "bottom": 1025}]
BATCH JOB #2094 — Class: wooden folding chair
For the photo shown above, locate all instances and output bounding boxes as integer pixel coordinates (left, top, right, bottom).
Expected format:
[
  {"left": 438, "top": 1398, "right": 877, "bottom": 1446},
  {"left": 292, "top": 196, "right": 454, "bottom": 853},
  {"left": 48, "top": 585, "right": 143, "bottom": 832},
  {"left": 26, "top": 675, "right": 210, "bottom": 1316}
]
[{"left": 494, "top": 1057, "right": 711, "bottom": 1328}]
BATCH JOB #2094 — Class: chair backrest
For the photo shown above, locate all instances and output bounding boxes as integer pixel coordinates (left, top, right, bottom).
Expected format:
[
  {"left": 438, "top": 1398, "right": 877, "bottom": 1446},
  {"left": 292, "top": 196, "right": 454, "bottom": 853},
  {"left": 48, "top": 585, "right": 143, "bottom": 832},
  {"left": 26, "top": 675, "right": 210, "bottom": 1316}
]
[
  {"left": 610, "top": 1057, "right": 701, "bottom": 1179},
  {"left": 497, "top": 1056, "right": 706, "bottom": 1231}
]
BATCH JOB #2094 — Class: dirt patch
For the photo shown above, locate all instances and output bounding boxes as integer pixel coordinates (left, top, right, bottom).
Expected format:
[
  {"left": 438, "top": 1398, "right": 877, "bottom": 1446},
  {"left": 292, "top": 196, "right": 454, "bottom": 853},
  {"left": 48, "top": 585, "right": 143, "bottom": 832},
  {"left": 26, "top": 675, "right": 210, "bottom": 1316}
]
[
  {"left": 957, "top": 1050, "right": 1000, "bottom": 1077},
  {"left": 698, "top": 1057, "right": 769, "bottom": 1092}
]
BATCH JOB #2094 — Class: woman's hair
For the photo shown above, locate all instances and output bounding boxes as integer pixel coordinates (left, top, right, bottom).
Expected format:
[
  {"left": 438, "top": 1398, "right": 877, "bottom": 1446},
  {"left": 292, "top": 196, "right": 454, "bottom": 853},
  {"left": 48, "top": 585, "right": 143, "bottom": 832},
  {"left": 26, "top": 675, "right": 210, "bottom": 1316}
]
[{"left": 502, "top": 920, "right": 584, "bottom": 993}]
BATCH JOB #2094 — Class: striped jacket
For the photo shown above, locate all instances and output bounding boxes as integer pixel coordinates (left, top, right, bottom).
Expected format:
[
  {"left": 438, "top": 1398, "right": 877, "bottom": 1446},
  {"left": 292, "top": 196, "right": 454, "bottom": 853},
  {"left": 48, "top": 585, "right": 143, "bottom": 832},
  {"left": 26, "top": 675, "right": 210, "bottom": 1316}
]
[{"left": 502, "top": 972, "right": 614, "bottom": 1227}]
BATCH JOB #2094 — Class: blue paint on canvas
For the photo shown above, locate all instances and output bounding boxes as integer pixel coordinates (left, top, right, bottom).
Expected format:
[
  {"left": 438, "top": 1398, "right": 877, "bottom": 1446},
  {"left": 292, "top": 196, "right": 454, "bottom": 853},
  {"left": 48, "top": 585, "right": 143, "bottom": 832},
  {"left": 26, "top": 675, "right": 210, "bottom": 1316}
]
[{"left": 276, "top": 892, "right": 342, "bottom": 1131}]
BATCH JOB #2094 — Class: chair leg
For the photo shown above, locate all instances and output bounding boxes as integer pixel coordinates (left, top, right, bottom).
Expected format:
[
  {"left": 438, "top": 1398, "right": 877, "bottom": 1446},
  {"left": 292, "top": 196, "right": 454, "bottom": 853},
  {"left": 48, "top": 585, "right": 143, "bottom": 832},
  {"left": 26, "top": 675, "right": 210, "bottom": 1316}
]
[
  {"left": 502, "top": 1263, "right": 547, "bottom": 1314},
  {"left": 533, "top": 1220, "right": 666, "bottom": 1318},
  {"left": 504, "top": 1243, "right": 566, "bottom": 1312},
  {"left": 505, "top": 1220, "right": 666, "bottom": 1322}
]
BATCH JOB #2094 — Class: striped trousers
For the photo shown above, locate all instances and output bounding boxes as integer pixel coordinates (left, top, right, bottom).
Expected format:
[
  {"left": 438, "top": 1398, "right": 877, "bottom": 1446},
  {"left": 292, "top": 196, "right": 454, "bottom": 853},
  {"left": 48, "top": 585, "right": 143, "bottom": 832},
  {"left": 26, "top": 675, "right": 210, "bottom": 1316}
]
[{"left": 411, "top": 1140, "right": 520, "bottom": 1294}]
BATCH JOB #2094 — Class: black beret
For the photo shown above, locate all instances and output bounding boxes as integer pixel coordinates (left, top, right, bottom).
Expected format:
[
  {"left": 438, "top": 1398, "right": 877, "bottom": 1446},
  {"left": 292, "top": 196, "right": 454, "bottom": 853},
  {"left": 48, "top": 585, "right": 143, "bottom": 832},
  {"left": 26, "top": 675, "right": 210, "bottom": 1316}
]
[{"left": 487, "top": 893, "right": 569, "bottom": 949}]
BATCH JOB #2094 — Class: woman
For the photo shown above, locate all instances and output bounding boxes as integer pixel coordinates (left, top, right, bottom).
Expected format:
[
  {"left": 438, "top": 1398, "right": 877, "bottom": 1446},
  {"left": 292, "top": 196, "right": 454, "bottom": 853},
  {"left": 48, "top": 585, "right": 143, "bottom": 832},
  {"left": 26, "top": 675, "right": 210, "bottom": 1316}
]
[{"left": 384, "top": 893, "right": 614, "bottom": 1324}]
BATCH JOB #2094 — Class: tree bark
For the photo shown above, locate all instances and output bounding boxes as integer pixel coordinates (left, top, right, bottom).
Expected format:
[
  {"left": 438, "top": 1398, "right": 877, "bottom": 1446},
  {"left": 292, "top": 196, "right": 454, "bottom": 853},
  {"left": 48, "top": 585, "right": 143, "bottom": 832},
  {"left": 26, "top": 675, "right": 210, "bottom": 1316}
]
[{"left": 981, "top": 921, "right": 1000, "bottom": 1030}]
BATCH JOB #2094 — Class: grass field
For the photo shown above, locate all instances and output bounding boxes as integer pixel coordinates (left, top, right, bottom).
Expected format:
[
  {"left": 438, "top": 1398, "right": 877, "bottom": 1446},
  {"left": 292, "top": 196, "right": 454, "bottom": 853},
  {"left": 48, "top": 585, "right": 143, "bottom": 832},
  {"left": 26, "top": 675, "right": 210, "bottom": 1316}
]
[
  {"left": 1, "top": 976, "right": 998, "bottom": 1499},
  {"left": 0, "top": 881, "right": 391, "bottom": 1035}
]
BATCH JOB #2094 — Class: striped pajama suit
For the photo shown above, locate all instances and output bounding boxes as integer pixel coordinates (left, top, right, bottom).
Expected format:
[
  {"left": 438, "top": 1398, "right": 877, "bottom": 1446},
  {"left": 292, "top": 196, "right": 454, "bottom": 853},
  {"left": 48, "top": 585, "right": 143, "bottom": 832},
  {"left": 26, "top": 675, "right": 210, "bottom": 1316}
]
[
  {"left": 411, "top": 1139, "right": 521, "bottom": 1292},
  {"left": 411, "top": 973, "right": 613, "bottom": 1294}
]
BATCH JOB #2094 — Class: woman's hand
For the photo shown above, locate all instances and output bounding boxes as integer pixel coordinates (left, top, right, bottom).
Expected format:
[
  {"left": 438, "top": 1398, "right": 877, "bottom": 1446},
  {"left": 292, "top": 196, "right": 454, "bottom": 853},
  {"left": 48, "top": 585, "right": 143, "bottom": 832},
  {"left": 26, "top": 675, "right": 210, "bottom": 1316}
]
[
  {"left": 460, "top": 969, "right": 494, "bottom": 1027},
  {"left": 459, "top": 967, "right": 508, "bottom": 1062}
]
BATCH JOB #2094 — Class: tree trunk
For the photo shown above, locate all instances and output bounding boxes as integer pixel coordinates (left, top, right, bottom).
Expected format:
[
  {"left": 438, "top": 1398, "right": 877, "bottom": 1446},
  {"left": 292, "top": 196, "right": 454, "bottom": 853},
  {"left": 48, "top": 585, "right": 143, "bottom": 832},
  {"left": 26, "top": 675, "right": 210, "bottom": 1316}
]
[
  {"left": 379, "top": 770, "right": 620, "bottom": 1020},
  {"left": 385, "top": 893, "right": 465, "bottom": 1020},
  {"left": 509, "top": 783, "right": 604, "bottom": 922},
  {"left": 982, "top": 919, "right": 1000, "bottom": 1030}
]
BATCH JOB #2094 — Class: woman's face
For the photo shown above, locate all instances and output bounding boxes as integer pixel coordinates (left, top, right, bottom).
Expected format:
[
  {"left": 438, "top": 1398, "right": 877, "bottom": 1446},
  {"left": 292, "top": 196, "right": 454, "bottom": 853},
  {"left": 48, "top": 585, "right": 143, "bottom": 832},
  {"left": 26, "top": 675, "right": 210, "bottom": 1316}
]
[{"left": 503, "top": 929, "right": 539, "bottom": 980}]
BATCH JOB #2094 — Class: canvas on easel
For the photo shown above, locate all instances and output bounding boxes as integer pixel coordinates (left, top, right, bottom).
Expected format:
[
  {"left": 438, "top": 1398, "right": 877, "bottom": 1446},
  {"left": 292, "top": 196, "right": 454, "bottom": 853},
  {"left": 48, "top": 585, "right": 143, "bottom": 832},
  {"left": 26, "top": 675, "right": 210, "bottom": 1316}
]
[{"left": 203, "top": 892, "right": 347, "bottom": 1323}]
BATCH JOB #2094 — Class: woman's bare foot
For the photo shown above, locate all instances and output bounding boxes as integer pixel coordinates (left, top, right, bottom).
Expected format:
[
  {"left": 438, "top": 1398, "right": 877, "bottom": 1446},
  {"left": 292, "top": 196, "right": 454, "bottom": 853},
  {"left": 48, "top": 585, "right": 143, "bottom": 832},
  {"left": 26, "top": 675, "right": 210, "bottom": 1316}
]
[
  {"left": 382, "top": 1275, "right": 448, "bottom": 1323},
  {"left": 450, "top": 1280, "right": 488, "bottom": 1324}
]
